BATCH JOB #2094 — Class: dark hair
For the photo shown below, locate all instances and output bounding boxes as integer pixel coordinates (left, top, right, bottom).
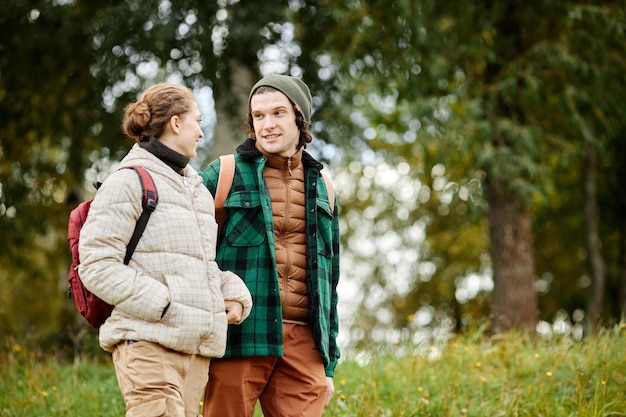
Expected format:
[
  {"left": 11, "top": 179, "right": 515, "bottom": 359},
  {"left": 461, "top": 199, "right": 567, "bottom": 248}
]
[
  {"left": 122, "top": 83, "right": 196, "bottom": 142},
  {"left": 246, "top": 86, "right": 312, "bottom": 150}
]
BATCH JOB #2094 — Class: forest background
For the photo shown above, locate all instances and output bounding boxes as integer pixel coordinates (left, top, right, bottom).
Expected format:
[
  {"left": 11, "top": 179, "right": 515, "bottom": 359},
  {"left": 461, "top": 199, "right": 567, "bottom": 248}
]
[{"left": 1, "top": 0, "right": 625, "bottom": 358}]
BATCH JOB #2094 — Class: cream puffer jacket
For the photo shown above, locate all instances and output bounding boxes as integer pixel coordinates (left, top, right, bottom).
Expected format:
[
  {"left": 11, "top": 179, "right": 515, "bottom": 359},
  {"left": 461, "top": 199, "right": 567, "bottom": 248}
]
[{"left": 79, "top": 145, "right": 252, "bottom": 357}]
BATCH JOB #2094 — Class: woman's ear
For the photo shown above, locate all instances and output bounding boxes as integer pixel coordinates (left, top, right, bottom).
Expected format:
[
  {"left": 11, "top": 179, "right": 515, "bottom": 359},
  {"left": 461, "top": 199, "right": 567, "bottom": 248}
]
[{"left": 169, "top": 115, "right": 181, "bottom": 133}]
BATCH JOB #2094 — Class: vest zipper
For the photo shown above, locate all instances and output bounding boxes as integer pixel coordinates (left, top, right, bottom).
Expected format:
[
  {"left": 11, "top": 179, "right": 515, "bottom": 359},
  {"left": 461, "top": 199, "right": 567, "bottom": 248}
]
[{"left": 280, "top": 166, "right": 292, "bottom": 311}]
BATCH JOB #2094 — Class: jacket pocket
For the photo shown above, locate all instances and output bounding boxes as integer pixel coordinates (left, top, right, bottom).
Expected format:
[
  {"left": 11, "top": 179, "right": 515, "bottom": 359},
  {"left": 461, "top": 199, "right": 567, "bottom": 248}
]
[
  {"left": 200, "top": 310, "right": 228, "bottom": 357},
  {"left": 224, "top": 190, "right": 266, "bottom": 247},
  {"left": 163, "top": 274, "right": 215, "bottom": 341},
  {"left": 316, "top": 200, "right": 334, "bottom": 258}
]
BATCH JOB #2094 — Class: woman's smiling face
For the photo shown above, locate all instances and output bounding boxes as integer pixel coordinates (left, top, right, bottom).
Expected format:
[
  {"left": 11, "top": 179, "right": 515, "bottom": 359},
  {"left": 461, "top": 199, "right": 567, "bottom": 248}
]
[{"left": 160, "top": 101, "right": 204, "bottom": 159}]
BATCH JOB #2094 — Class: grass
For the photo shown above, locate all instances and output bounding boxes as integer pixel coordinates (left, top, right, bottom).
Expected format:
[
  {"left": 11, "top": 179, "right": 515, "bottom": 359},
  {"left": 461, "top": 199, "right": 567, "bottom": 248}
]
[{"left": 1, "top": 324, "right": 625, "bottom": 416}]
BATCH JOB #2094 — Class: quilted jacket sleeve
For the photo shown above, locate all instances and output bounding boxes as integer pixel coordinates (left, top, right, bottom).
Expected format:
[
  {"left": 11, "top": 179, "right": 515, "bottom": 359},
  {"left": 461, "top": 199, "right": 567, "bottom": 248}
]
[
  {"left": 78, "top": 169, "right": 170, "bottom": 322},
  {"left": 219, "top": 269, "right": 252, "bottom": 324}
]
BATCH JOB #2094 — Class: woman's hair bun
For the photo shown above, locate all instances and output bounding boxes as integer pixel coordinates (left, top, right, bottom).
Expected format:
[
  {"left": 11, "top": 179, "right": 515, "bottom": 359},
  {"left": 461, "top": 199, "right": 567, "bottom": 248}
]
[
  {"left": 122, "top": 101, "right": 151, "bottom": 140},
  {"left": 121, "top": 83, "right": 195, "bottom": 142}
]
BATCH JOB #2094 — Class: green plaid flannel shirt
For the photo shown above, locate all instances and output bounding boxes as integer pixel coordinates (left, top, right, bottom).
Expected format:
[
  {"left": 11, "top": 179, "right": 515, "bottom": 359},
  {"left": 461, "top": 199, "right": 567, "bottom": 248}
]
[{"left": 199, "top": 139, "right": 341, "bottom": 377}]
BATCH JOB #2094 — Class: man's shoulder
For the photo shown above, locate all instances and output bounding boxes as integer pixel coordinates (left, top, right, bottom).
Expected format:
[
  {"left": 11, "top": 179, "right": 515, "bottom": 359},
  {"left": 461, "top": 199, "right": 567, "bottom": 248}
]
[{"left": 301, "top": 150, "right": 324, "bottom": 172}]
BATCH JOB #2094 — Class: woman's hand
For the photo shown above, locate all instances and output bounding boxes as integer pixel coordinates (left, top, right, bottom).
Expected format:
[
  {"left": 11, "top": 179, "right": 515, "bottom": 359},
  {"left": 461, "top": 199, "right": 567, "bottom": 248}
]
[{"left": 224, "top": 300, "right": 244, "bottom": 324}]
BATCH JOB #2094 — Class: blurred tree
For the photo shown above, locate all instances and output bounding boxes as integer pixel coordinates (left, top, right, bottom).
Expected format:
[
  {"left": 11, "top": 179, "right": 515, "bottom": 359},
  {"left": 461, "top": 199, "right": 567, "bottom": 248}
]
[
  {"left": 292, "top": 0, "right": 626, "bottom": 339},
  {"left": 1, "top": 1, "right": 111, "bottom": 348},
  {"left": 0, "top": 0, "right": 292, "bottom": 350},
  {"left": 1, "top": 0, "right": 625, "bottom": 353},
  {"left": 602, "top": 132, "right": 626, "bottom": 318}
]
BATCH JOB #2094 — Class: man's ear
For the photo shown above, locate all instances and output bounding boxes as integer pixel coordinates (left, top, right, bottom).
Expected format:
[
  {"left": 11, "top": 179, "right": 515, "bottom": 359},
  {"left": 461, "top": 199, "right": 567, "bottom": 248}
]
[{"left": 169, "top": 115, "right": 181, "bottom": 133}]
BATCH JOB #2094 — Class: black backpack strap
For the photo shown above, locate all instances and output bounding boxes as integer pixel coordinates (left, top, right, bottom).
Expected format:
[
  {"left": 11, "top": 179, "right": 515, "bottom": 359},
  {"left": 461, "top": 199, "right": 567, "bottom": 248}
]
[{"left": 122, "top": 167, "right": 159, "bottom": 265}]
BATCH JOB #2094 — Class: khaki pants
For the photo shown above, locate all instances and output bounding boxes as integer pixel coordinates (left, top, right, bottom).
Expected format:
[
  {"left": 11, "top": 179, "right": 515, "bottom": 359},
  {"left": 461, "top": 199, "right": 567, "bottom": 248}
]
[
  {"left": 203, "top": 323, "right": 328, "bottom": 417},
  {"left": 113, "top": 340, "right": 210, "bottom": 417}
]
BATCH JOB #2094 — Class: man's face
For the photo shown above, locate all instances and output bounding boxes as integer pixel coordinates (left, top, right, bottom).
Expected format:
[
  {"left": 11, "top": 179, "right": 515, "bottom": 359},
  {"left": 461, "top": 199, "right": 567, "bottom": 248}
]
[{"left": 250, "top": 90, "right": 300, "bottom": 158}]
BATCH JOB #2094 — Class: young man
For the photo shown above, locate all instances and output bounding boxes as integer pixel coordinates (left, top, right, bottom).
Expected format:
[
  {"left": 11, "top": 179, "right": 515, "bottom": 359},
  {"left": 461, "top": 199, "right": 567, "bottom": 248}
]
[{"left": 200, "top": 75, "right": 340, "bottom": 417}]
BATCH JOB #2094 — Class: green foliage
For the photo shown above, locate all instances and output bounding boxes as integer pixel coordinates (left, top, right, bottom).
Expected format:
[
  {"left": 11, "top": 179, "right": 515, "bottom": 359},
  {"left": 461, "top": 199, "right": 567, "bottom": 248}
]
[
  {"left": 2, "top": 325, "right": 625, "bottom": 416},
  {"left": 0, "top": 0, "right": 291, "bottom": 347},
  {"left": 333, "top": 325, "right": 626, "bottom": 416},
  {"left": 2, "top": 0, "right": 626, "bottom": 349},
  {"left": 293, "top": 0, "right": 626, "bottom": 339},
  {"left": 0, "top": 344, "right": 124, "bottom": 416}
]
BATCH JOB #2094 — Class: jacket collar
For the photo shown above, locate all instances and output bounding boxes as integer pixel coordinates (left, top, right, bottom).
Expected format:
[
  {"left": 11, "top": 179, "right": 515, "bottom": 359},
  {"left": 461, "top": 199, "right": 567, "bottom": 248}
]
[
  {"left": 120, "top": 145, "right": 201, "bottom": 186},
  {"left": 236, "top": 138, "right": 324, "bottom": 171},
  {"left": 139, "top": 137, "right": 189, "bottom": 175},
  {"left": 256, "top": 144, "right": 302, "bottom": 172}
]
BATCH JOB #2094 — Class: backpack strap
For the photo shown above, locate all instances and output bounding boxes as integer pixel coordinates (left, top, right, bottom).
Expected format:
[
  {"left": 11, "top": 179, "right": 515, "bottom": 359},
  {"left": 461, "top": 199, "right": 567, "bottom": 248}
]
[
  {"left": 214, "top": 154, "right": 235, "bottom": 230},
  {"left": 122, "top": 166, "right": 158, "bottom": 265},
  {"left": 215, "top": 154, "right": 235, "bottom": 209},
  {"left": 321, "top": 171, "right": 335, "bottom": 210}
]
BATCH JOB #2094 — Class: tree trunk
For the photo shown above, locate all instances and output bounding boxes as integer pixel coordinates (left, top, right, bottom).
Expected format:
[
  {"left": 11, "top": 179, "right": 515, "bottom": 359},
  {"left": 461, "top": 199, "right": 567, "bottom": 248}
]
[
  {"left": 583, "top": 135, "right": 605, "bottom": 333},
  {"left": 618, "top": 221, "right": 626, "bottom": 320},
  {"left": 213, "top": 60, "right": 256, "bottom": 158},
  {"left": 563, "top": 89, "right": 606, "bottom": 333},
  {"left": 486, "top": 178, "right": 538, "bottom": 333}
]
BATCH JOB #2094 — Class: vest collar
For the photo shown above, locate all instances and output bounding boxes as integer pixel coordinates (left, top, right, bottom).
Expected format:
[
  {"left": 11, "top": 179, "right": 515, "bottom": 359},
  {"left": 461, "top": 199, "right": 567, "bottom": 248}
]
[{"left": 237, "top": 138, "right": 323, "bottom": 172}]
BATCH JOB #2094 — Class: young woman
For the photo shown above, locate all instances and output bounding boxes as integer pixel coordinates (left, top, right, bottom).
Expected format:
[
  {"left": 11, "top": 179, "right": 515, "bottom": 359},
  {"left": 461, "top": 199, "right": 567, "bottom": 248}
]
[{"left": 79, "top": 83, "right": 252, "bottom": 417}]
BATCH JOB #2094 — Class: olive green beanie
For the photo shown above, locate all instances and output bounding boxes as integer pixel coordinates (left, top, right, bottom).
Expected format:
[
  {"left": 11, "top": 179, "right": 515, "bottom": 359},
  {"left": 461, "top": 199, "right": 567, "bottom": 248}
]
[{"left": 249, "top": 74, "right": 312, "bottom": 123}]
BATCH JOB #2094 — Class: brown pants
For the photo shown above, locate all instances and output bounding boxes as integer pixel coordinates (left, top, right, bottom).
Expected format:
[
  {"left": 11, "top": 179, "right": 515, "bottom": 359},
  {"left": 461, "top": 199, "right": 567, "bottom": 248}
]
[
  {"left": 202, "top": 323, "right": 328, "bottom": 417},
  {"left": 113, "top": 340, "right": 210, "bottom": 417}
]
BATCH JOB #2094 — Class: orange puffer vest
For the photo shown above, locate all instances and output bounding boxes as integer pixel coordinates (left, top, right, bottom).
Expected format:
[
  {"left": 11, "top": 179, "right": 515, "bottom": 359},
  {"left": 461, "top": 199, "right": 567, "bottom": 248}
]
[{"left": 261, "top": 148, "right": 309, "bottom": 323}]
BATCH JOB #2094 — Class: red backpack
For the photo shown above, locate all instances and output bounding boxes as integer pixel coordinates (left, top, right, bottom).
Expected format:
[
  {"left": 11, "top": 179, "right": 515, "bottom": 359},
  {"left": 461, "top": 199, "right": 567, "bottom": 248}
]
[{"left": 67, "top": 166, "right": 158, "bottom": 328}]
